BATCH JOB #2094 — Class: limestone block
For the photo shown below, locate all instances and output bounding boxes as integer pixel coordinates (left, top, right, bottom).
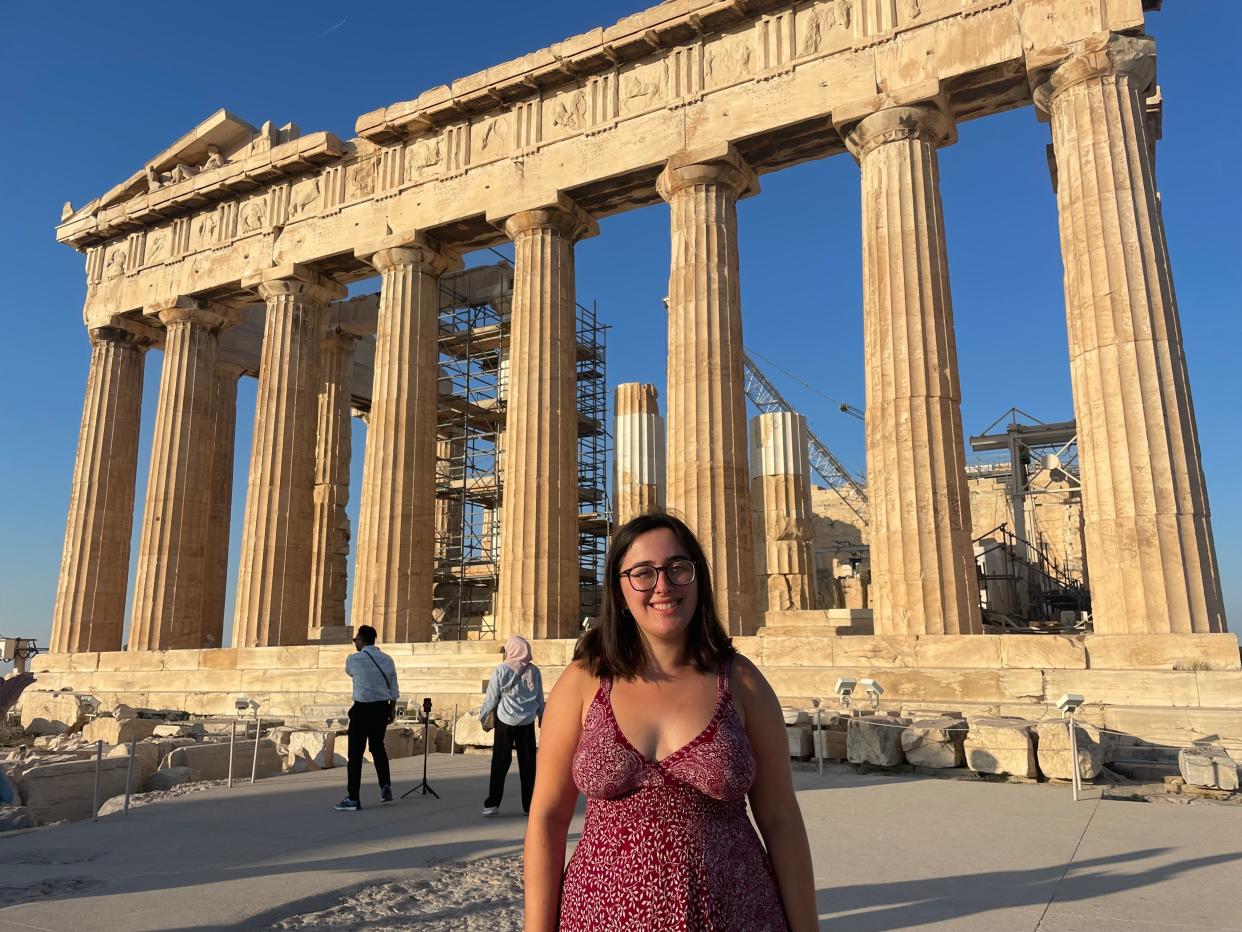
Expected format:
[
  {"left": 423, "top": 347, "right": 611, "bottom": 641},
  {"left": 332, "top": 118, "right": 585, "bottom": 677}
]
[
  {"left": 106, "top": 740, "right": 163, "bottom": 784},
  {"left": 1086, "top": 634, "right": 1242, "bottom": 672},
  {"left": 146, "top": 766, "right": 201, "bottom": 791},
  {"left": 375, "top": 725, "right": 419, "bottom": 760},
  {"left": 0, "top": 805, "right": 35, "bottom": 830},
  {"left": 152, "top": 723, "right": 201, "bottom": 738},
  {"left": 834, "top": 637, "right": 919, "bottom": 669},
  {"left": 813, "top": 729, "right": 848, "bottom": 761},
  {"left": 782, "top": 708, "right": 811, "bottom": 726},
  {"left": 287, "top": 730, "right": 338, "bottom": 768},
  {"left": 113, "top": 703, "right": 138, "bottom": 720},
  {"left": 787, "top": 726, "right": 812, "bottom": 759},
  {"left": 1035, "top": 720, "right": 1103, "bottom": 781},
  {"left": 901, "top": 718, "right": 967, "bottom": 769},
  {"left": 15, "top": 757, "right": 137, "bottom": 823},
  {"left": 915, "top": 637, "right": 1002, "bottom": 670},
  {"left": 284, "top": 751, "right": 318, "bottom": 774},
  {"left": 454, "top": 713, "right": 493, "bottom": 748},
  {"left": 1178, "top": 748, "right": 1239, "bottom": 791},
  {"left": 964, "top": 717, "right": 1038, "bottom": 778},
  {"left": 1044, "top": 671, "right": 1200, "bottom": 708},
  {"left": 82, "top": 716, "right": 159, "bottom": 745},
  {"left": 19, "top": 691, "right": 89, "bottom": 736},
  {"left": 162, "top": 739, "right": 281, "bottom": 781},
  {"left": 846, "top": 716, "right": 910, "bottom": 767},
  {"left": 999, "top": 636, "right": 1086, "bottom": 670}
]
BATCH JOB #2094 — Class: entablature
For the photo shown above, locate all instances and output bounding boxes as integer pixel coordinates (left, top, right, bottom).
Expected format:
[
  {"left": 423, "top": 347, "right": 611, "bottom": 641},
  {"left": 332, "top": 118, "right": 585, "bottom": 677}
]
[{"left": 59, "top": 0, "right": 1152, "bottom": 329}]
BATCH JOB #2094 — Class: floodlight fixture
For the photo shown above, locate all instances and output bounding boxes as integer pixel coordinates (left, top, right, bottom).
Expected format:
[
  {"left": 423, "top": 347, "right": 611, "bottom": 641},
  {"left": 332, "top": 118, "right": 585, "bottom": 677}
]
[
  {"left": 234, "top": 695, "right": 251, "bottom": 714},
  {"left": 834, "top": 677, "right": 857, "bottom": 709},
  {"left": 860, "top": 677, "right": 884, "bottom": 709},
  {"left": 1056, "top": 693, "right": 1085, "bottom": 714}
]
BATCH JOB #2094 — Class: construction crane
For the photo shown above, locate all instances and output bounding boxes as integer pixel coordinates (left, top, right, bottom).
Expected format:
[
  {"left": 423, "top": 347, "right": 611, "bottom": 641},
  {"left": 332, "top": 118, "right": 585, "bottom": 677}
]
[{"left": 741, "top": 352, "right": 868, "bottom": 523}]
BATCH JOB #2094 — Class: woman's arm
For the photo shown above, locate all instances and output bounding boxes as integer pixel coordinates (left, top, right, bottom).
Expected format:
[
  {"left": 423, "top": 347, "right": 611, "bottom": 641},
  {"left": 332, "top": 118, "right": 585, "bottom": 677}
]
[
  {"left": 524, "top": 661, "right": 589, "bottom": 932},
  {"left": 478, "top": 666, "right": 500, "bottom": 722},
  {"left": 734, "top": 655, "right": 818, "bottom": 932}
]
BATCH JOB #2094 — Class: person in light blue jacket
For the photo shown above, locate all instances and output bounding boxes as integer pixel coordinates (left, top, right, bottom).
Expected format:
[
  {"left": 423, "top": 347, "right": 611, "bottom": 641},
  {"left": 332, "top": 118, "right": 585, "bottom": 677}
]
[{"left": 479, "top": 635, "right": 545, "bottom": 816}]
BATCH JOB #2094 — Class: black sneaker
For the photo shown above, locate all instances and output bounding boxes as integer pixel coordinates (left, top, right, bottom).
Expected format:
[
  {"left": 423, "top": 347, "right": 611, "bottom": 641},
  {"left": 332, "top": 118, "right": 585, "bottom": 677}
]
[
  {"left": 380, "top": 785, "right": 393, "bottom": 803},
  {"left": 334, "top": 797, "right": 361, "bottom": 811}
]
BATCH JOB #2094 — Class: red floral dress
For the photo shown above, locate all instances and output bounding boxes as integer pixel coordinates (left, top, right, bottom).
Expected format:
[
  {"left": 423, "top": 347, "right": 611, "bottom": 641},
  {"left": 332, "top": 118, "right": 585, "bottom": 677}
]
[{"left": 559, "top": 660, "right": 788, "bottom": 931}]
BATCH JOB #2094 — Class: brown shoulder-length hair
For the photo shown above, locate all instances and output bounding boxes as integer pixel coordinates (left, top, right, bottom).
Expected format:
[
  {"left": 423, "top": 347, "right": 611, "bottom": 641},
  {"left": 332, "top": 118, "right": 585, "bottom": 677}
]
[{"left": 575, "top": 511, "right": 735, "bottom": 679}]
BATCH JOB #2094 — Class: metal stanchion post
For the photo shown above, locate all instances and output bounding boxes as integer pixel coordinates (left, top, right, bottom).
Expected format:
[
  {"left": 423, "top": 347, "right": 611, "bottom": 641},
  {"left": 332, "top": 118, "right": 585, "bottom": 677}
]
[
  {"left": 450, "top": 703, "right": 458, "bottom": 756},
  {"left": 123, "top": 736, "right": 137, "bottom": 815},
  {"left": 227, "top": 719, "right": 237, "bottom": 789},
  {"left": 250, "top": 716, "right": 262, "bottom": 783},
  {"left": 1067, "top": 713, "right": 1082, "bottom": 802},
  {"left": 812, "top": 698, "right": 823, "bottom": 776},
  {"left": 91, "top": 740, "right": 103, "bottom": 821}
]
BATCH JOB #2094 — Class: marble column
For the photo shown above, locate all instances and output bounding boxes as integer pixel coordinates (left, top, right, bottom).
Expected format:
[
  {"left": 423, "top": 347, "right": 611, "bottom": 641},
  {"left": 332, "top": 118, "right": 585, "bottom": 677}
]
[
  {"left": 613, "top": 382, "right": 666, "bottom": 526},
  {"left": 309, "top": 328, "right": 356, "bottom": 642},
  {"left": 200, "top": 360, "right": 243, "bottom": 649},
  {"left": 493, "top": 195, "right": 597, "bottom": 640},
  {"left": 130, "top": 299, "right": 232, "bottom": 650},
  {"left": 232, "top": 265, "right": 344, "bottom": 648},
  {"left": 750, "top": 411, "right": 816, "bottom": 613},
  {"left": 844, "top": 105, "right": 982, "bottom": 636},
  {"left": 50, "top": 326, "right": 150, "bottom": 653},
  {"left": 1036, "top": 35, "right": 1226, "bottom": 634},
  {"left": 658, "top": 146, "right": 758, "bottom": 635},
  {"left": 351, "top": 235, "right": 462, "bottom": 643}
]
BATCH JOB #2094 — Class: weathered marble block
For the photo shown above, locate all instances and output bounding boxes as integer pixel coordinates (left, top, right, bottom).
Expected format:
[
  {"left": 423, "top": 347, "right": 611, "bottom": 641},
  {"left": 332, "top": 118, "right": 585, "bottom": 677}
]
[
  {"left": 1178, "top": 747, "right": 1239, "bottom": 791},
  {"left": 787, "top": 726, "right": 812, "bottom": 759},
  {"left": 82, "top": 716, "right": 160, "bottom": 745},
  {"left": 162, "top": 739, "right": 281, "bottom": 780},
  {"left": 106, "top": 739, "right": 163, "bottom": 783},
  {"left": 1035, "top": 720, "right": 1103, "bottom": 781},
  {"left": 964, "top": 717, "right": 1038, "bottom": 778},
  {"left": 287, "top": 730, "right": 339, "bottom": 768},
  {"left": 901, "top": 717, "right": 967, "bottom": 769},
  {"left": 18, "top": 691, "right": 89, "bottom": 736},
  {"left": 16, "top": 756, "right": 138, "bottom": 823},
  {"left": 847, "top": 716, "right": 911, "bottom": 767}
]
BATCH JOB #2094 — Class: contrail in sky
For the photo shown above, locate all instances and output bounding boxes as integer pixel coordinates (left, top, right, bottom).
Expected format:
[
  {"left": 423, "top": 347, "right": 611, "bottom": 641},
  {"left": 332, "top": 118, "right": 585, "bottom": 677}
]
[{"left": 318, "top": 19, "right": 347, "bottom": 39}]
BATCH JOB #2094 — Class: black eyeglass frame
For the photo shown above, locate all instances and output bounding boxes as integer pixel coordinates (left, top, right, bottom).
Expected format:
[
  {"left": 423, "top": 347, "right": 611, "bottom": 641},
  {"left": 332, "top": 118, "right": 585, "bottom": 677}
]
[{"left": 618, "top": 560, "right": 697, "bottom": 592}]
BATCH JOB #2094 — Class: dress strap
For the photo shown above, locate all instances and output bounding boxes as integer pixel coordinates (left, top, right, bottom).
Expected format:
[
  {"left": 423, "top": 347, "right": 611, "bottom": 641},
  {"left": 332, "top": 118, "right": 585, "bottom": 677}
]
[{"left": 716, "top": 658, "right": 733, "bottom": 699}]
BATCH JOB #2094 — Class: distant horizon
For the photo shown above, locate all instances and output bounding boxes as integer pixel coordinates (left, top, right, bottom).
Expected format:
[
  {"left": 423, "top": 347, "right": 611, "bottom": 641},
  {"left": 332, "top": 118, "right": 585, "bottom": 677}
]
[{"left": 2, "top": 1, "right": 1238, "bottom": 656}]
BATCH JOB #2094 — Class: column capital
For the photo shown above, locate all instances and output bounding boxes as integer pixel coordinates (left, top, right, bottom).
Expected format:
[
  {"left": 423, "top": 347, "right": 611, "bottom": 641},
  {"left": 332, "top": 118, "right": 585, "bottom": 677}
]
[
  {"left": 88, "top": 324, "right": 154, "bottom": 350},
  {"left": 656, "top": 144, "right": 758, "bottom": 202},
  {"left": 842, "top": 104, "right": 954, "bottom": 162},
  {"left": 1032, "top": 33, "right": 1156, "bottom": 116},
  {"left": 241, "top": 263, "right": 347, "bottom": 305},
  {"left": 355, "top": 231, "right": 463, "bottom": 277},
  {"left": 143, "top": 296, "right": 236, "bottom": 330},
  {"left": 492, "top": 192, "right": 599, "bottom": 242}
]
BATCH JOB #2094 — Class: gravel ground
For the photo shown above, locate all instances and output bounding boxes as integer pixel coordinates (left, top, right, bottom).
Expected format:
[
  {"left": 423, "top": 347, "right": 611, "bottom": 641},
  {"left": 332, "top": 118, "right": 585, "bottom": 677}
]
[{"left": 272, "top": 854, "right": 525, "bottom": 931}]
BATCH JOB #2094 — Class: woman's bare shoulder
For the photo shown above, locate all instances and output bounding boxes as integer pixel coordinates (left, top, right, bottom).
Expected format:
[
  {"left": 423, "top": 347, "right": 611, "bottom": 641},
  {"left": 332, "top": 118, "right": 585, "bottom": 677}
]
[
  {"left": 552, "top": 658, "right": 600, "bottom": 696},
  {"left": 729, "top": 652, "right": 776, "bottom": 701}
]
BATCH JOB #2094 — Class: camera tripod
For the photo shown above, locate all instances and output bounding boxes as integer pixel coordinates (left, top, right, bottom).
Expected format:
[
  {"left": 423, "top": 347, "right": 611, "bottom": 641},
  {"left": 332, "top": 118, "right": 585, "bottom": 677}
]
[{"left": 401, "top": 706, "right": 439, "bottom": 799}]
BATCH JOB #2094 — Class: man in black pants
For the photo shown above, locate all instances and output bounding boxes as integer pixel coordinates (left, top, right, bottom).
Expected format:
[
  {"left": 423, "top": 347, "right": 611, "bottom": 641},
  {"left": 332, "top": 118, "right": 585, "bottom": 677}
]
[{"left": 335, "top": 625, "right": 399, "bottom": 811}]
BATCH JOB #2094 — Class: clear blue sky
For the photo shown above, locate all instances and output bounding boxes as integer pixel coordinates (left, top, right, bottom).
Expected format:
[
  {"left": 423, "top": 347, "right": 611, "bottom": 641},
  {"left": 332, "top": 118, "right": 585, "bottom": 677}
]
[{"left": 1, "top": 2, "right": 1238, "bottom": 661}]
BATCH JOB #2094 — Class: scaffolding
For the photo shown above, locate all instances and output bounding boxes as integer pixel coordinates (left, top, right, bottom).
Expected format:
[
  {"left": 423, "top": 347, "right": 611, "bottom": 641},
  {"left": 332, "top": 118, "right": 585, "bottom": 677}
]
[{"left": 432, "top": 262, "right": 610, "bottom": 640}]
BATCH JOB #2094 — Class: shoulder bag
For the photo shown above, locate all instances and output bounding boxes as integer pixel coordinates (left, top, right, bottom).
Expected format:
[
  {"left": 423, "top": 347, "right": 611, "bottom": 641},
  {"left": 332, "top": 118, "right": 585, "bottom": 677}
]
[
  {"left": 363, "top": 650, "right": 398, "bottom": 724},
  {"left": 481, "top": 669, "right": 520, "bottom": 732}
]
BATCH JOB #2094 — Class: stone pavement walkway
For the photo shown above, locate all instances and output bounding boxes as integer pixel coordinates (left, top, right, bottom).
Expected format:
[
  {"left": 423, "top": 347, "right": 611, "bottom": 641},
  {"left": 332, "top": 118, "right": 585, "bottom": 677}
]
[{"left": 0, "top": 753, "right": 1239, "bottom": 931}]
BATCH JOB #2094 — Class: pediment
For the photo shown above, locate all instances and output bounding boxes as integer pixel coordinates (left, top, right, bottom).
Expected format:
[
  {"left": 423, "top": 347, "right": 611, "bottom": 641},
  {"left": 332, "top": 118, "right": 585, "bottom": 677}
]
[{"left": 72, "top": 110, "right": 306, "bottom": 220}]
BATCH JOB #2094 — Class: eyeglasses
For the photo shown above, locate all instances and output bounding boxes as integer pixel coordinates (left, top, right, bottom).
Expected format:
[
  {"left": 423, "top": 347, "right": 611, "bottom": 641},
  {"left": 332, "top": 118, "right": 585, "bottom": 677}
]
[{"left": 619, "top": 559, "right": 696, "bottom": 591}]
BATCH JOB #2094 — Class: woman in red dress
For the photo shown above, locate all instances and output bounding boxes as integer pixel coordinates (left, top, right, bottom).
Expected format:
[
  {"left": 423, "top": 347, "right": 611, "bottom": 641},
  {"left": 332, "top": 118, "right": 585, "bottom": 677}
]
[{"left": 525, "top": 512, "right": 817, "bottom": 931}]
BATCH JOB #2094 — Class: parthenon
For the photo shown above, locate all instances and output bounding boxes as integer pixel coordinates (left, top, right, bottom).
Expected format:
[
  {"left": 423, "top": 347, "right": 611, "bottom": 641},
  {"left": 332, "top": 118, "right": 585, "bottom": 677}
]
[{"left": 34, "top": 0, "right": 1237, "bottom": 739}]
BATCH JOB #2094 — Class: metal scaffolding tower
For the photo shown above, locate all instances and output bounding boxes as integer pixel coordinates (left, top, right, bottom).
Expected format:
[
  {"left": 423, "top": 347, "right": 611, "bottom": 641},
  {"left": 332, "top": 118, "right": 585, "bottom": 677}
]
[{"left": 432, "top": 263, "right": 610, "bottom": 639}]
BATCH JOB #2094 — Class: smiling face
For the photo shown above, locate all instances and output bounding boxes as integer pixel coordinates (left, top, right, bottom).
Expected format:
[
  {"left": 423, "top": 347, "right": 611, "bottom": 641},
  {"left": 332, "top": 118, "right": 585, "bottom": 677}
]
[{"left": 618, "top": 527, "right": 700, "bottom": 645}]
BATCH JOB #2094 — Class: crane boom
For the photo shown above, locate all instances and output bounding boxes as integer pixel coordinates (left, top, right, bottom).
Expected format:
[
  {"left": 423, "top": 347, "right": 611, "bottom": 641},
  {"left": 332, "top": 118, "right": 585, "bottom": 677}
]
[{"left": 741, "top": 352, "right": 868, "bottom": 523}]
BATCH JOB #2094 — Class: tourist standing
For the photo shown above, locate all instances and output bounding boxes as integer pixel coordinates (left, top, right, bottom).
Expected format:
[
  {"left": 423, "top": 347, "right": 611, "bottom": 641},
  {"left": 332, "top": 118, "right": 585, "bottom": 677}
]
[
  {"left": 336, "top": 625, "right": 398, "bottom": 811},
  {"left": 524, "top": 512, "right": 817, "bottom": 931},
  {"left": 479, "top": 635, "right": 544, "bottom": 816}
]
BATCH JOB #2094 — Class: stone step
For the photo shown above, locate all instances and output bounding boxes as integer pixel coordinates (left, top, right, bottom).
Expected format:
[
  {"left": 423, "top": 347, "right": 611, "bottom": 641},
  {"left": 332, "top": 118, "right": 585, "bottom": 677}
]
[
  {"left": 1109, "top": 759, "right": 1180, "bottom": 782},
  {"left": 1112, "top": 745, "right": 1181, "bottom": 764}
]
